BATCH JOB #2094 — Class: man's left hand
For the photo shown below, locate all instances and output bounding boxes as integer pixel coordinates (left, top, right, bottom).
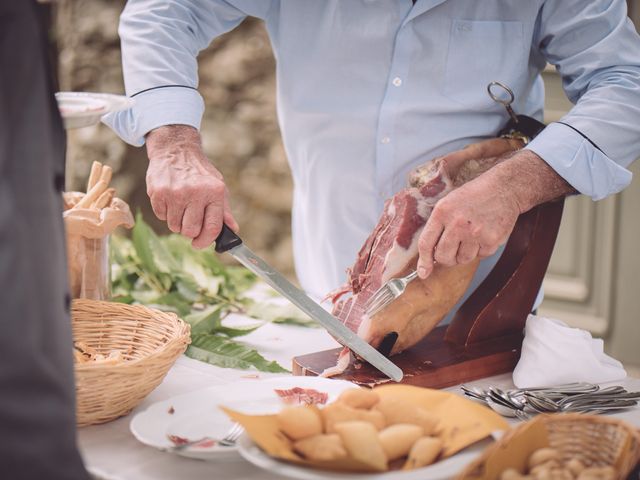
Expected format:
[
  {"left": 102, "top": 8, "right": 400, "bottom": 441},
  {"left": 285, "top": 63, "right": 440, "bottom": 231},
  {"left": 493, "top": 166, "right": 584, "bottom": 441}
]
[
  {"left": 416, "top": 164, "right": 521, "bottom": 279},
  {"left": 416, "top": 149, "right": 576, "bottom": 279}
]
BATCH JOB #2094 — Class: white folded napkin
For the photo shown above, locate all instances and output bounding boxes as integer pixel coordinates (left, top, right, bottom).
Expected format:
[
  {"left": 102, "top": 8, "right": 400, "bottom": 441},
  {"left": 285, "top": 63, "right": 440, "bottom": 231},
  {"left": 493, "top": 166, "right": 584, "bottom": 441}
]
[{"left": 512, "top": 314, "right": 626, "bottom": 388}]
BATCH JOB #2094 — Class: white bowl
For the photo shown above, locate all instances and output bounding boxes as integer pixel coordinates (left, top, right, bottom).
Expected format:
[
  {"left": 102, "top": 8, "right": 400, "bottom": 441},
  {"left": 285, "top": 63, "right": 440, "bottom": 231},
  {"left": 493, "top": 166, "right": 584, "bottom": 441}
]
[{"left": 56, "top": 92, "right": 134, "bottom": 130}]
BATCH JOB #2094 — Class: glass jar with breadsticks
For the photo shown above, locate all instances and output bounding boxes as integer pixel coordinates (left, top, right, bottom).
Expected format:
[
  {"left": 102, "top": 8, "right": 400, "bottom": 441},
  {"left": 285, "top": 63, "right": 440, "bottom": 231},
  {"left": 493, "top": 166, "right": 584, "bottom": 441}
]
[{"left": 63, "top": 161, "right": 134, "bottom": 300}]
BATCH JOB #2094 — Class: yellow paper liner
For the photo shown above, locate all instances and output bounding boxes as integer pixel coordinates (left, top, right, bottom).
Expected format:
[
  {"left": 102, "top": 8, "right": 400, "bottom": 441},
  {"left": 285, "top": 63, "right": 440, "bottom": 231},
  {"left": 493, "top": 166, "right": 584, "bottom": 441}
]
[{"left": 222, "top": 384, "right": 509, "bottom": 473}]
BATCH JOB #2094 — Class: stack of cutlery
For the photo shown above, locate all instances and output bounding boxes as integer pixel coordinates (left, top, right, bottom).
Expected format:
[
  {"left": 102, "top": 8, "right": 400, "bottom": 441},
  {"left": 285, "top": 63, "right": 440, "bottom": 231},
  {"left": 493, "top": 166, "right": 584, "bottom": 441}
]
[{"left": 461, "top": 382, "right": 640, "bottom": 419}]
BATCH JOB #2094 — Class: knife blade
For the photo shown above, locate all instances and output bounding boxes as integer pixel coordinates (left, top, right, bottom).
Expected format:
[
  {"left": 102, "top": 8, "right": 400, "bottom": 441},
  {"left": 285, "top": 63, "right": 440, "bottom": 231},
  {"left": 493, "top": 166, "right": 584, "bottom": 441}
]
[{"left": 214, "top": 224, "right": 403, "bottom": 382}]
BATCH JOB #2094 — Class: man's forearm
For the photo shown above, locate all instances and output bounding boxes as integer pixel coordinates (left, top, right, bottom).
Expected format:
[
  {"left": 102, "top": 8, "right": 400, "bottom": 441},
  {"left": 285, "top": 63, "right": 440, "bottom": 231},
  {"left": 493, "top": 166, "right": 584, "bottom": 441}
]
[{"left": 488, "top": 149, "right": 578, "bottom": 215}]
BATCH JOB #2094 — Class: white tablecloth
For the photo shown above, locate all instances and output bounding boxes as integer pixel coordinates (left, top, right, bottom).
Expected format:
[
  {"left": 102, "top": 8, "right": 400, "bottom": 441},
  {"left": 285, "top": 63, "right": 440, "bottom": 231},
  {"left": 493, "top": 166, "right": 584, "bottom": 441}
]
[{"left": 78, "top": 322, "right": 640, "bottom": 480}]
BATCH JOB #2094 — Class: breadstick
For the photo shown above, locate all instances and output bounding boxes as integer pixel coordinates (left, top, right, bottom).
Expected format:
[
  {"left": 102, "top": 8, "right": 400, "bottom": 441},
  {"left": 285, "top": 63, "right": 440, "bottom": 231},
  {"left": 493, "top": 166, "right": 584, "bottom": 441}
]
[
  {"left": 87, "top": 161, "right": 103, "bottom": 191},
  {"left": 98, "top": 165, "right": 112, "bottom": 188},
  {"left": 92, "top": 188, "right": 115, "bottom": 209},
  {"left": 74, "top": 180, "right": 108, "bottom": 209},
  {"left": 63, "top": 195, "right": 74, "bottom": 210}
]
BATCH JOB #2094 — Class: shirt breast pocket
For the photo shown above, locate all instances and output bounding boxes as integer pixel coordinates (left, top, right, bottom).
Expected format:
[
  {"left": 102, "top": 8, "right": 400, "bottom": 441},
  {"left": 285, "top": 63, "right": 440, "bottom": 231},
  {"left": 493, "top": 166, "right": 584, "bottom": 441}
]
[{"left": 443, "top": 19, "right": 527, "bottom": 110}]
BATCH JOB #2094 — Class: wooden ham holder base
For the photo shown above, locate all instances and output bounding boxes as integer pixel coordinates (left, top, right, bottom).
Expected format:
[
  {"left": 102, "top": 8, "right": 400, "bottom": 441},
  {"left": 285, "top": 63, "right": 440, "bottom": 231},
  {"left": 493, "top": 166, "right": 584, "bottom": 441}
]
[{"left": 292, "top": 199, "right": 565, "bottom": 388}]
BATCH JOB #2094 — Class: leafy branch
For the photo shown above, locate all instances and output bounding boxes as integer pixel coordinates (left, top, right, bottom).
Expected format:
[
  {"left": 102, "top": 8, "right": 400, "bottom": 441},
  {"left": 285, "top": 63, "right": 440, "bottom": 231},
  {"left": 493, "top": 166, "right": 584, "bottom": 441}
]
[{"left": 111, "top": 213, "right": 316, "bottom": 372}]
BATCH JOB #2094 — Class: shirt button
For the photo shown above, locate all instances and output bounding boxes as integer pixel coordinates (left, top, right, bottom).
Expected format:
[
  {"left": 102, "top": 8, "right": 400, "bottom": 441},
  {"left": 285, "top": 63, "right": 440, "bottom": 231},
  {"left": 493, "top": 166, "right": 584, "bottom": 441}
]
[
  {"left": 381, "top": 136, "right": 391, "bottom": 144},
  {"left": 392, "top": 77, "right": 402, "bottom": 87}
]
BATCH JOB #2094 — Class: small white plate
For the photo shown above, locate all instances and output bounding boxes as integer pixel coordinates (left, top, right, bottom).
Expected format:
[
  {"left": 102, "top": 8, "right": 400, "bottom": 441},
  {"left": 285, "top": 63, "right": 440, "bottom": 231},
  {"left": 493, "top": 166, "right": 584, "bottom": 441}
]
[
  {"left": 237, "top": 434, "right": 491, "bottom": 480},
  {"left": 55, "top": 92, "right": 133, "bottom": 130},
  {"left": 130, "top": 376, "right": 357, "bottom": 461}
]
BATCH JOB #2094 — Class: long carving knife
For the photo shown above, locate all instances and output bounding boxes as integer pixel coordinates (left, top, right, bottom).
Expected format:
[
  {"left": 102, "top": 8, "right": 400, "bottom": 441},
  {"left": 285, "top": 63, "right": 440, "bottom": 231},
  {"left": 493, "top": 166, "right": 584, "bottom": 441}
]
[{"left": 214, "top": 224, "right": 403, "bottom": 382}]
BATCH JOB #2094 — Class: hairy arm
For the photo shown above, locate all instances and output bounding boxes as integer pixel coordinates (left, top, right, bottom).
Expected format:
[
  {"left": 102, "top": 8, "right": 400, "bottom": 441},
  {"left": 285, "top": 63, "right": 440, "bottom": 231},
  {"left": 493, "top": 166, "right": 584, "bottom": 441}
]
[{"left": 495, "top": 149, "right": 577, "bottom": 213}]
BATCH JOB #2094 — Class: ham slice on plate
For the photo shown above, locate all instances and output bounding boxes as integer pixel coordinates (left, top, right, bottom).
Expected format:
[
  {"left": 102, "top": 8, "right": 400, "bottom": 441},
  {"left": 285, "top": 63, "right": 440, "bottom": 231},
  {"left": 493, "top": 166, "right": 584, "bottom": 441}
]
[
  {"left": 274, "top": 387, "right": 329, "bottom": 405},
  {"left": 323, "top": 139, "right": 523, "bottom": 377}
]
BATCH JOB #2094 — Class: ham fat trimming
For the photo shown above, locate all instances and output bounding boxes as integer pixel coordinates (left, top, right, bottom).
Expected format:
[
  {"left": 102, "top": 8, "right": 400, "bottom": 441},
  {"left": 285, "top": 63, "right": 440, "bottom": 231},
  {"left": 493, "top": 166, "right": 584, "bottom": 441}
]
[{"left": 322, "top": 139, "right": 521, "bottom": 377}]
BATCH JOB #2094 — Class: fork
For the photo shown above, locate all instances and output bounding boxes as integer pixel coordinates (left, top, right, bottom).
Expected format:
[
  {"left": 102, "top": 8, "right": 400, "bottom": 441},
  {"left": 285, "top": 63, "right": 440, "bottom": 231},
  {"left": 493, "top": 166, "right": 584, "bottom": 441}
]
[
  {"left": 169, "top": 422, "right": 244, "bottom": 451},
  {"left": 218, "top": 422, "right": 244, "bottom": 446},
  {"left": 364, "top": 270, "right": 419, "bottom": 317}
]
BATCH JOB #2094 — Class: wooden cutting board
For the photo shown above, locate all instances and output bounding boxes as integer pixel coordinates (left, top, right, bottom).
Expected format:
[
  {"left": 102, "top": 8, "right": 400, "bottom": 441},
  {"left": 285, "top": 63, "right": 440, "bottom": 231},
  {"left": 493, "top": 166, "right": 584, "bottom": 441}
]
[{"left": 292, "top": 325, "right": 523, "bottom": 388}]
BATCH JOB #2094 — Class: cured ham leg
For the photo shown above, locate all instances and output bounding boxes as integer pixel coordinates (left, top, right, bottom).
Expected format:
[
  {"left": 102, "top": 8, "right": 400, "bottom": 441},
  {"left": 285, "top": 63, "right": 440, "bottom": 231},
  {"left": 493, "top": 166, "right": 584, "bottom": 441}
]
[{"left": 323, "top": 138, "right": 523, "bottom": 376}]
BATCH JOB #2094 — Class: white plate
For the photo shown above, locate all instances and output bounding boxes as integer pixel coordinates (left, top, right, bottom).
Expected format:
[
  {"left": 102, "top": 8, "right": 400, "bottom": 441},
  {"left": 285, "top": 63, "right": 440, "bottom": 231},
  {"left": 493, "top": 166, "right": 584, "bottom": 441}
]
[
  {"left": 237, "top": 434, "right": 492, "bottom": 480},
  {"left": 55, "top": 92, "right": 133, "bottom": 129},
  {"left": 130, "top": 376, "right": 358, "bottom": 461}
]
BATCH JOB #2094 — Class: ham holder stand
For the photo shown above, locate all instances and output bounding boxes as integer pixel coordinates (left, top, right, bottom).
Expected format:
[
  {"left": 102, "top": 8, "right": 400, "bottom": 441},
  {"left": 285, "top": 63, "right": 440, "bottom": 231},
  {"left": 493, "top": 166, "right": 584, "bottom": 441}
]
[
  {"left": 292, "top": 198, "right": 564, "bottom": 388},
  {"left": 292, "top": 82, "right": 565, "bottom": 388}
]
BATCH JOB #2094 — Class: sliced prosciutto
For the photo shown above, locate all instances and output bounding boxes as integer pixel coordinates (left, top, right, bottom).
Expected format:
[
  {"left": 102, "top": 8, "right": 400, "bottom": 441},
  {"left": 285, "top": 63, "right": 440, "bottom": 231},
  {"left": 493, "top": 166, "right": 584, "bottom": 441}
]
[{"left": 275, "top": 387, "right": 329, "bottom": 405}]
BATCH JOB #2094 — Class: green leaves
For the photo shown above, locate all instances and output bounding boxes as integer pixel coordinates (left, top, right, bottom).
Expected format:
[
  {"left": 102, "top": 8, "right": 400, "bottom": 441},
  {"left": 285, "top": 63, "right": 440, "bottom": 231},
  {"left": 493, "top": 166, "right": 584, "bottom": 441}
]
[
  {"left": 111, "top": 214, "right": 309, "bottom": 373},
  {"left": 182, "top": 255, "right": 223, "bottom": 296},
  {"left": 184, "top": 305, "right": 224, "bottom": 335},
  {"left": 132, "top": 212, "right": 180, "bottom": 276},
  {"left": 187, "top": 334, "right": 289, "bottom": 373}
]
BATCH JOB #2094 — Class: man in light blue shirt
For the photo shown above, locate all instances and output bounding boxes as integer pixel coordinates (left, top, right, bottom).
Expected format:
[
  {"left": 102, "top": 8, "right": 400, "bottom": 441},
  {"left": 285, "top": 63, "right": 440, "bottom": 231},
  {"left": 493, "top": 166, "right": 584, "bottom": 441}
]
[{"left": 105, "top": 1, "right": 640, "bottom": 306}]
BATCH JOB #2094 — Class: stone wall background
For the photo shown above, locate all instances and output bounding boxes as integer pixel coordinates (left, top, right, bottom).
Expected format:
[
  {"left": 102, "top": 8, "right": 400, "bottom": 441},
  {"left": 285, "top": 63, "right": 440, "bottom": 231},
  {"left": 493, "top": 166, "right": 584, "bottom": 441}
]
[{"left": 54, "top": 0, "right": 296, "bottom": 279}]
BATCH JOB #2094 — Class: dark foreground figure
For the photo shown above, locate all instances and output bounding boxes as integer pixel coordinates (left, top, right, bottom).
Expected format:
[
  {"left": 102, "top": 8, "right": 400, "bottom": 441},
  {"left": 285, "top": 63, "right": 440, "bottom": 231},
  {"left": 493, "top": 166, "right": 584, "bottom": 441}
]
[{"left": 0, "top": 1, "right": 88, "bottom": 478}]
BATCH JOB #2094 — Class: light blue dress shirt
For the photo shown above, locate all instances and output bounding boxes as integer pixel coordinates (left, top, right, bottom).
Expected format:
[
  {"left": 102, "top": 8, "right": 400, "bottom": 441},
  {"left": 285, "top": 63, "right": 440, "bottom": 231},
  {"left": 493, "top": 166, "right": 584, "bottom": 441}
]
[{"left": 105, "top": 0, "right": 640, "bottom": 308}]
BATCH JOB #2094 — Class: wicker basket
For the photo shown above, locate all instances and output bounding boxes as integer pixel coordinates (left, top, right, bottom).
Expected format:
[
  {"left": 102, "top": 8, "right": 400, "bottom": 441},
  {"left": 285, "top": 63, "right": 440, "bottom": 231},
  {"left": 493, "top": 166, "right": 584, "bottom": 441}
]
[
  {"left": 72, "top": 299, "right": 191, "bottom": 427},
  {"left": 457, "top": 414, "right": 640, "bottom": 480}
]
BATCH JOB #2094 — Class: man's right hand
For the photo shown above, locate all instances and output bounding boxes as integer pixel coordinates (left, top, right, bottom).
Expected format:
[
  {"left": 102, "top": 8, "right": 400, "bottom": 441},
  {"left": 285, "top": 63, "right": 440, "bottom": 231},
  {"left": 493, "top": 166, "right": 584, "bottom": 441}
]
[{"left": 145, "top": 125, "right": 239, "bottom": 249}]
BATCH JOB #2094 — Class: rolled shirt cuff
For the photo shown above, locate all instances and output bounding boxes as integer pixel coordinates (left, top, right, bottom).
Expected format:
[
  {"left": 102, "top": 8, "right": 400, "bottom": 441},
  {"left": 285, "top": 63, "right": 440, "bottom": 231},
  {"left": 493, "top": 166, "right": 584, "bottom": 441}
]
[
  {"left": 525, "top": 122, "right": 632, "bottom": 201},
  {"left": 101, "top": 86, "right": 205, "bottom": 147}
]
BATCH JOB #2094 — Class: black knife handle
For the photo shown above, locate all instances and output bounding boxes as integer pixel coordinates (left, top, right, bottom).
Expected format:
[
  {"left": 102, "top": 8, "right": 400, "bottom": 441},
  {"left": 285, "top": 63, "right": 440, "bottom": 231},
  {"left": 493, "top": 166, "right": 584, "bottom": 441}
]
[{"left": 214, "top": 223, "right": 243, "bottom": 253}]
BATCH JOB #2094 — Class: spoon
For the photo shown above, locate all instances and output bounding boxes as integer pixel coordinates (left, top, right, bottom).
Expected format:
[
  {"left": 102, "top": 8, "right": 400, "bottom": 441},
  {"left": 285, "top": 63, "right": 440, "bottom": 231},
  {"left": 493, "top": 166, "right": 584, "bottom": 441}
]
[
  {"left": 556, "top": 386, "right": 632, "bottom": 406},
  {"left": 524, "top": 392, "right": 561, "bottom": 412},
  {"left": 485, "top": 398, "right": 532, "bottom": 420},
  {"left": 486, "top": 398, "right": 519, "bottom": 418},
  {"left": 561, "top": 398, "right": 638, "bottom": 412},
  {"left": 460, "top": 385, "right": 488, "bottom": 400},
  {"left": 488, "top": 387, "right": 526, "bottom": 410}
]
